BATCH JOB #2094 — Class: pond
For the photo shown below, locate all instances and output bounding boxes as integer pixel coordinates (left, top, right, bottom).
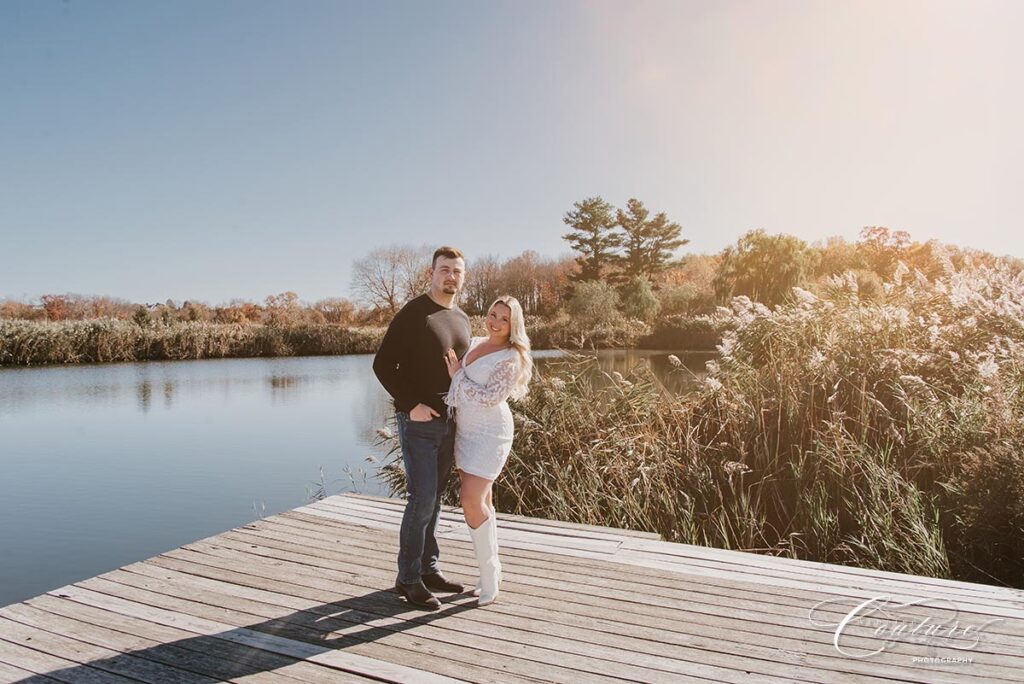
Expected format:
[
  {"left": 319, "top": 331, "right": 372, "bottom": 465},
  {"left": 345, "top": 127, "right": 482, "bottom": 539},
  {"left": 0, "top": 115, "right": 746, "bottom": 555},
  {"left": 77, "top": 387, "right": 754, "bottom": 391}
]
[{"left": 0, "top": 349, "right": 713, "bottom": 607}]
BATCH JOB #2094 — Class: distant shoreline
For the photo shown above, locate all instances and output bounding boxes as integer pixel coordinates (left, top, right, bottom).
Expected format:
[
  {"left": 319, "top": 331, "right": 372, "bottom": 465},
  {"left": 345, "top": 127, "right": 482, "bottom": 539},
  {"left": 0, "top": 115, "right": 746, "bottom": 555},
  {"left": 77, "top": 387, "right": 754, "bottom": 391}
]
[{"left": 0, "top": 317, "right": 721, "bottom": 367}]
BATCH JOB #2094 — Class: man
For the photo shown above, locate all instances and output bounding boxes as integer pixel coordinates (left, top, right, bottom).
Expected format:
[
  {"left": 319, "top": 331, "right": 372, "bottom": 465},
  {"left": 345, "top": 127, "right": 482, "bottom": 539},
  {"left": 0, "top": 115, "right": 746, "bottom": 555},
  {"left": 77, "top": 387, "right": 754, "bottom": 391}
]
[{"left": 373, "top": 246, "right": 472, "bottom": 610}]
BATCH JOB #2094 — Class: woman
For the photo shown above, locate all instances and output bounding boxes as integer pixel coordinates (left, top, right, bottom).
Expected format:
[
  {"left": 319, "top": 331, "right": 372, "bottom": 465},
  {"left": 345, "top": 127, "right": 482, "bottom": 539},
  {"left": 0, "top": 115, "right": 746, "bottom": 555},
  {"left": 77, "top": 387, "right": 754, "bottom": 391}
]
[{"left": 443, "top": 295, "right": 532, "bottom": 606}]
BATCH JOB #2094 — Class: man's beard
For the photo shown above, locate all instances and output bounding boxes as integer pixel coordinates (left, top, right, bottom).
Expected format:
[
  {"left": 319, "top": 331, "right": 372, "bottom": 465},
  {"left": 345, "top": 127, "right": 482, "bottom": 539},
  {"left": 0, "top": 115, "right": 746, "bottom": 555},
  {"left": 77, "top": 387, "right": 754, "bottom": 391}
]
[{"left": 442, "top": 285, "right": 458, "bottom": 294}]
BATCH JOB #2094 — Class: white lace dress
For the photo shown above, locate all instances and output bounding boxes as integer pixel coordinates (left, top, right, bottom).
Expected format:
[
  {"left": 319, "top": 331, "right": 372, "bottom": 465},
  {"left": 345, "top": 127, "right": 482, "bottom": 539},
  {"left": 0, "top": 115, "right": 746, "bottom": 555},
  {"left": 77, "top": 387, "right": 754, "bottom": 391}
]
[{"left": 443, "top": 337, "right": 520, "bottom": 481}]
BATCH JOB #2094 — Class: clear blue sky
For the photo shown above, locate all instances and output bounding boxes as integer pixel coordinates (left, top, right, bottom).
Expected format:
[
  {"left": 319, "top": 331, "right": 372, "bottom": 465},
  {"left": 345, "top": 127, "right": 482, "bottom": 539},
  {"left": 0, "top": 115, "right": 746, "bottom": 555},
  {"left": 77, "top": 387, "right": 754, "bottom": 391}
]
[{"left": 2, "top": 0, "right": 1021, "bottom": 305}]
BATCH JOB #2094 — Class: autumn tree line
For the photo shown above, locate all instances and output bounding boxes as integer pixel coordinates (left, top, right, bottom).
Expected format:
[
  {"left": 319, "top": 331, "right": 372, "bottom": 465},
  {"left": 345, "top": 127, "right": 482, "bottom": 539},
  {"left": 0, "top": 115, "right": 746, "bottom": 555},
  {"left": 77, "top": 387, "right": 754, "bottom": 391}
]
[
  {"left": 3, "top": 195, "right": 1021, "bottom": 340},
  {"left": 0, "top": 291, "right": 361, "bottom": 328},
  {"left": 284, "top": 196, "right": 1024, "bottom": 333}
]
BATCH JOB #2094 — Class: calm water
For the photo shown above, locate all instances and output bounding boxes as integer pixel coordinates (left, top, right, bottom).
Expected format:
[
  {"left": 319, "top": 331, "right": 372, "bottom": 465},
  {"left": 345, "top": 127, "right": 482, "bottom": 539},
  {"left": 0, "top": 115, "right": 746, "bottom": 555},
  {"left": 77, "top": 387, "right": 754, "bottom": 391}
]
[{"left": 0, "top": 349, "right": 711, "bottom": 607}]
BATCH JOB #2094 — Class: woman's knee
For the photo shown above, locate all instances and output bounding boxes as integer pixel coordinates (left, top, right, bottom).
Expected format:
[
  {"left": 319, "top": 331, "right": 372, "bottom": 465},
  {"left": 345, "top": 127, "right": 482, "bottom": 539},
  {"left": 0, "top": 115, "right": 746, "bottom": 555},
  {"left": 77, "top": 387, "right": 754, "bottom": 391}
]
[
  {"left": 461, "top": 474, "right": 494, "bottom": 527},
  {"left": 460, "top": 488, "right": 485, "bottom": 515}
]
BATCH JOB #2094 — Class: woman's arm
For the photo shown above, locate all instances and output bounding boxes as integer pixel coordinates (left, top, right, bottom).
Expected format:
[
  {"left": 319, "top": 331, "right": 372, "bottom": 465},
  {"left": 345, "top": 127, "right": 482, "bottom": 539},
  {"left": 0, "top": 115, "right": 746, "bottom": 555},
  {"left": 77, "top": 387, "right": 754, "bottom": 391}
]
[{"left": 444, "top": 354, "right": 519, "bottom": 409}]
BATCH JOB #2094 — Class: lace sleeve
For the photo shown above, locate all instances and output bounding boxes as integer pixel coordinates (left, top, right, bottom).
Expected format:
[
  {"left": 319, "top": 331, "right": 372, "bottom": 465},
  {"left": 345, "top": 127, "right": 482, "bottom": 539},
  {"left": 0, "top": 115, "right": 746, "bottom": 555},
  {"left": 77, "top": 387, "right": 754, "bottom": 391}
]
[{"left": 445, "top": 355, "right": 519, "bottom": 409}]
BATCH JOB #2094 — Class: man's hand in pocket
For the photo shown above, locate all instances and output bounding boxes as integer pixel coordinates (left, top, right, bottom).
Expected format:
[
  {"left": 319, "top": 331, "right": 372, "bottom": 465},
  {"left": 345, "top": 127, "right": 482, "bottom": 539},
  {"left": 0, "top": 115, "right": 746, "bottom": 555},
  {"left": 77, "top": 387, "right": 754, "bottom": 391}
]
[{"left": 410, "top": 403, "right": 440, "bottom": 422}]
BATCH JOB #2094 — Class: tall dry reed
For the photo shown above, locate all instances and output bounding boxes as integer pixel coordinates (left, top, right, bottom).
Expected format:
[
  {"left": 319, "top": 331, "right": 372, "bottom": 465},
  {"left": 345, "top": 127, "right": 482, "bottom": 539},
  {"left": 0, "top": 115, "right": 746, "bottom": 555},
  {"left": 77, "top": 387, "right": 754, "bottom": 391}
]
[{"left": 379, "top": 254, "right": 1024, "bottom": 587}]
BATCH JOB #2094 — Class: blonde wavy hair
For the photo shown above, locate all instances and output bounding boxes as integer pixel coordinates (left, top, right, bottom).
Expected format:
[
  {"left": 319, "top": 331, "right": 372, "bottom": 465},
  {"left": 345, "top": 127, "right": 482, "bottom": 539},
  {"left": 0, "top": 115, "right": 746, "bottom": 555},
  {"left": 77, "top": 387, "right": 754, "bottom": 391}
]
[{"left": 491, "top": 295, "right": 533, "bottom": 400}]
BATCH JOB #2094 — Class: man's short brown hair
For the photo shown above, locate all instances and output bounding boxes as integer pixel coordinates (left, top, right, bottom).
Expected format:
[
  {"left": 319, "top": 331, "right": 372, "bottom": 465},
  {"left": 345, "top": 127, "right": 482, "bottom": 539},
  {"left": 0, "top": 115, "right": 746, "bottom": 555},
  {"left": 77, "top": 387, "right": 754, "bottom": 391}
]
[{"left": 432, "top": 246, "right": 464, "bottom": 268}]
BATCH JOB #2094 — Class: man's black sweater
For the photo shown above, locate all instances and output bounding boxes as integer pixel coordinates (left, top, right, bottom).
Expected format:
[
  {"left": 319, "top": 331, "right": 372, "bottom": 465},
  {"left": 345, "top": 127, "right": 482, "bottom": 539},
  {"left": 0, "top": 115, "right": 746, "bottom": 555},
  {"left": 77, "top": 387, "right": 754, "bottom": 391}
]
[{"left": 372, "top": 294, "right": 472, "bottom": 416}]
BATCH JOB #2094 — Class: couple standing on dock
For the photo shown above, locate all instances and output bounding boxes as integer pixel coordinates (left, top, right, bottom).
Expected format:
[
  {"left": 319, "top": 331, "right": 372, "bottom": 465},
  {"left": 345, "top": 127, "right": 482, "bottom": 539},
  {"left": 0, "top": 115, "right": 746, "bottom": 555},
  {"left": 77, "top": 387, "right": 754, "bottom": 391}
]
[{"left": 372, "top": 246, "right": 533, "bottom": 610}]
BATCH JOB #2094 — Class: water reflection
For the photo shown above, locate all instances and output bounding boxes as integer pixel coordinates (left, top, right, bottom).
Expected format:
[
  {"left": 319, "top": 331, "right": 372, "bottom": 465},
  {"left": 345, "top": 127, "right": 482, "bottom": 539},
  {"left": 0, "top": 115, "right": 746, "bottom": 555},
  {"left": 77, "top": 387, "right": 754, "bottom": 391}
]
[
  {"left": 269, "top": 374, "right": 302, "bottom": 389},
  {"left": 534, "top": 348, "right": 712, "bottom": 395},
  {"left": 268, "top": 374, "right": 310, "bottom": 404},
  {"left": 138, "top": 379, "right": 152, "bottom": 411},
  {"left": 0, "top": 351, "right": 709, "bottom": 415}
]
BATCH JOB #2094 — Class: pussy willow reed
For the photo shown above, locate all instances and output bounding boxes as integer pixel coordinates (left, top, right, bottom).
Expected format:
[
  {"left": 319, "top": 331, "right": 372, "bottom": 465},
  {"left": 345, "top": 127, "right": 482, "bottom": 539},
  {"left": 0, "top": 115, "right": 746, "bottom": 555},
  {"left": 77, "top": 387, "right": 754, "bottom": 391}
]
[{"left": 379, "top": 255, "right": 1024, "bottom": 588}]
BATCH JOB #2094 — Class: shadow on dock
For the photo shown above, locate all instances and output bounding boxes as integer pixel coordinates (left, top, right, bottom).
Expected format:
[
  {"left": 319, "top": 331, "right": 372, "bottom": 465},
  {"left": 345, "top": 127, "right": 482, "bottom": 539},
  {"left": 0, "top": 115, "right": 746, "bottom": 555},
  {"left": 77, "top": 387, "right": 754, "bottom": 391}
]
[{"left": 14, "top": 587, "right": 474, "bottom": 683}]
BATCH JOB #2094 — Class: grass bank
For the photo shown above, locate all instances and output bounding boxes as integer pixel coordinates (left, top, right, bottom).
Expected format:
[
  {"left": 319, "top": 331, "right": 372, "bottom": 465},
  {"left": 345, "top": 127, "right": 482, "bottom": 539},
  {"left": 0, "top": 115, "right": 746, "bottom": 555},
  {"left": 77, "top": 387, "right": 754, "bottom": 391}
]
[{"left": 0, "top": 319, "right": 386, "bottom": 365}]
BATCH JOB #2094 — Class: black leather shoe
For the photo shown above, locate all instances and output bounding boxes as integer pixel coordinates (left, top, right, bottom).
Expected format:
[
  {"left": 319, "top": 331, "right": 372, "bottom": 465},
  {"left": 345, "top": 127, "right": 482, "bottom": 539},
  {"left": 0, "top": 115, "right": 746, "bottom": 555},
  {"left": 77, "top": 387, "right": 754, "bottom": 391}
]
[
  {"left": 421, "top": 570, "right": 465, "bottom": 594},
  {"left": 394, "top": 580, "right": 441, "bottom": 610}
]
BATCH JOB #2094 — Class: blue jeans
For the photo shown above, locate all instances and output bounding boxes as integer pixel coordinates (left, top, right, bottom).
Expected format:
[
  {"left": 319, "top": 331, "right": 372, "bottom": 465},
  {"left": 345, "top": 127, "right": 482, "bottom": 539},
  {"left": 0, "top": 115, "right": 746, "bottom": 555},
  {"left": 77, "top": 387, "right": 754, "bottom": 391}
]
[{"left": 395, "top": 410, "right": 456, "bottom": 584}]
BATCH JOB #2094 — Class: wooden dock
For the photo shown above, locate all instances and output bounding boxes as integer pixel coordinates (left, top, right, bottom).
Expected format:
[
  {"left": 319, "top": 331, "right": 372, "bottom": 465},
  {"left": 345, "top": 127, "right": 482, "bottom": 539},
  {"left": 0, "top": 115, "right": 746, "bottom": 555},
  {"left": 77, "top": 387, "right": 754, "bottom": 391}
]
[{"left": 1, "top": 492, "right": 1023, "bottom": 683}]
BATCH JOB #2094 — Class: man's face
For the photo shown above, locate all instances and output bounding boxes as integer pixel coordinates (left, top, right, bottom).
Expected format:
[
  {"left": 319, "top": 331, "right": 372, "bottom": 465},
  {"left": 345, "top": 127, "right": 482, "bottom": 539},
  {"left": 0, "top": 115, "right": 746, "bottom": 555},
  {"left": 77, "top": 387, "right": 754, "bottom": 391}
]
[{"left": 429, "top": 256, "right": 465, "bottom": 296}]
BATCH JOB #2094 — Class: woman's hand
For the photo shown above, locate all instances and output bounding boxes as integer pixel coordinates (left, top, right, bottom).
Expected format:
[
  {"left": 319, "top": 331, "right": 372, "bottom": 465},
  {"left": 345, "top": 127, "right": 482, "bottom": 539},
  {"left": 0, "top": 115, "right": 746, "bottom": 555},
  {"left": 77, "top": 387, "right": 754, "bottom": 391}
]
[{"left": 444, "top": 348, "right": 462, "bottom": 378}]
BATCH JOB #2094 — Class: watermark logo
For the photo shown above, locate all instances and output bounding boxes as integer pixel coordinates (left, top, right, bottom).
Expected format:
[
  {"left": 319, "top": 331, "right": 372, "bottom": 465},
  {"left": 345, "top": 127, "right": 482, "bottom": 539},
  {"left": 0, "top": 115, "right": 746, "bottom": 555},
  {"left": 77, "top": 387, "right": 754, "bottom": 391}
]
[{"left": 808, "top": 594, "right": 1003, "bottom": 661}]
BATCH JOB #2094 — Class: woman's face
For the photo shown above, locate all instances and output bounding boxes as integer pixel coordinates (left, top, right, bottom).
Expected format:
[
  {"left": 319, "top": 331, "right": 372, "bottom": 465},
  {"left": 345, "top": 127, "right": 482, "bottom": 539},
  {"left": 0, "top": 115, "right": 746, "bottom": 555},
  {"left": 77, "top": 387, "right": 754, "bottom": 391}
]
[{"left": 487, "top": 303, "right": 512, "bottom": 340}]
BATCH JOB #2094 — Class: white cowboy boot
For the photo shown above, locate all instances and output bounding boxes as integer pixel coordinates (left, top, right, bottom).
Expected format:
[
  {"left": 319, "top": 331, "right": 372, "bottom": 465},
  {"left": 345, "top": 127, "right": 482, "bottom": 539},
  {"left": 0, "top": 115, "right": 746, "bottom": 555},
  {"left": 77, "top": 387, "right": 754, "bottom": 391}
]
[
  {"left": 492, "top": 503, "right": 503, "bottom": 586},
  {"left": 468, "top": 513, "right": 500, "bottom": 606},
  {"left": 472, "top": 504, "right": 502, "bottom": 596}
]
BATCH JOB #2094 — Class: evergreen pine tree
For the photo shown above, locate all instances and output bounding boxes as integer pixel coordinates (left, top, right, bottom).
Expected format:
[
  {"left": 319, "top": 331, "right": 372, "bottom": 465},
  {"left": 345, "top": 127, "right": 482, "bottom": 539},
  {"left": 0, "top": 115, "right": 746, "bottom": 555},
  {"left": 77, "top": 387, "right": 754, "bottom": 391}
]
[{"left": 561, "top": 196, "right": 621, "bottom": 281}]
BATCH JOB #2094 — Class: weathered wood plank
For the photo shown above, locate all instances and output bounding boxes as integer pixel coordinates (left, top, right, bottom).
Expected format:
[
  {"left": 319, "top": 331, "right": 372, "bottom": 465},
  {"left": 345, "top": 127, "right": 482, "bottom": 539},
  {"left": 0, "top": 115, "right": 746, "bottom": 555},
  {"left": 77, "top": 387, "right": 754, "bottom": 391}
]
[
  {"left": 338, "top": 492, "right": 1023, "bottom": 605},
  {"left": 20, "top": 593, "right": 379, "bottom": 684},
  {"left": 44, "top": 585, "right": 468, "bottom": 684},
  {"left": 149, "top": 537, "right": 1018, "bottom": 683},
  {"left": 0, "top": 635, "right": 137, "bottom": 684},
  {"left": 208, "top": 525, "right": 1024, "bottom": 679},
  {"left": 291, "top": 501, "right": 1024, "bottom": 632},
  {"left": 613, "top": 548, "right": 1024, "bottom": 623},
  {"left": 304, "top": 500, "right": 625, "bottom": 555},
  {"left": 58, "top": 577, "right": 635, "bottom": 684},
  {"left": 339, "top": 493, "right": 1013, "bottom": 605},
  {"left": 342, "top": 492, "right": 663, "bottom": 539},
  {"left": 325, "top": 495, "right": 654, "bottom": 543},
  {"left": 295, "top": 504, "right": 621, "bottom": 559},
  {"left": 0, "top": 614, "right": 220, "bottom": 683},
  {"left": 1, "top": 602, "right": 308, "bottom": 684},
  {"left": 262, "top": 511, "right": 1024, "bottom": 634},
  {"left": 320, "top": 494, "right": 1024, "bottom": 613},
  {"left": 125, "top": 559, "right": 842, "bottom": 671},
  {"left": 619, "top": 537, "right": 1024, "bottom": 606},
  {"left": 127, "top": 546, "right": 1007, "bottom": 684},
  {"left": 227, "top": 516, "right": 1024, "bottom": 649},
  {"left": 4, "top": 490, "right": 1021, "bottom": 683},
  {"left": 0, "top": 658, "right": 63, "bottom": 683},
  {"left": 97, "top": 565, "right": 731, "bottom": 684}
]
